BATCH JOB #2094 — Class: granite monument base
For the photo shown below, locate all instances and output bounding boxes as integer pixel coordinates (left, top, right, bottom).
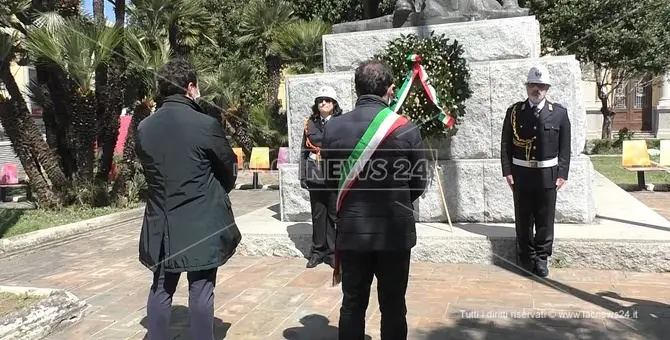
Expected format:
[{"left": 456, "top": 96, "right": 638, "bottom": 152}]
[{"left": 279, "top": 154, "right": 596, "bottom": 224}]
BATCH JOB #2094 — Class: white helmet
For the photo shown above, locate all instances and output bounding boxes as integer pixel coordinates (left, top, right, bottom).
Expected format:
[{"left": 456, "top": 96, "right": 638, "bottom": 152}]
[
  {"left": 315, "top": 86, "right": 339, "bottom": 104},
  {"left": 526, "top": 64, "right": 551, "bottom": 86}
]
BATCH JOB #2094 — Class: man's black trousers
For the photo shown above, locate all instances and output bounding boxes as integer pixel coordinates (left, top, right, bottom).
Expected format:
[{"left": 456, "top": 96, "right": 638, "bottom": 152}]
[
  {"left": 338, "top": 250, "right": 411, "bottom": 340},
  {"left": 512, "top": 183, "right": 557, "bottom": 262},
  {"left": 308, "top": 188, "right": 336, "bottom": 259}
]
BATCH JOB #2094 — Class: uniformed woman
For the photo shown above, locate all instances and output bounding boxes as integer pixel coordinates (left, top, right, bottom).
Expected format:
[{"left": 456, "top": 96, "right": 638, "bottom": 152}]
[{"left": 299, "top": 86, "right": 343, "bottom": 268}]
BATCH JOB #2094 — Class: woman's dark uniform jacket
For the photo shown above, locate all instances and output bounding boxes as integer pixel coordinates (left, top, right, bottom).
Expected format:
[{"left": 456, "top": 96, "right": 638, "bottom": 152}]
[
  {"left": 299, "top": 114, "right": 340, "bottom": 188},
  {"left": 135, "top": 94, "right": 241, "bottom": 273}
]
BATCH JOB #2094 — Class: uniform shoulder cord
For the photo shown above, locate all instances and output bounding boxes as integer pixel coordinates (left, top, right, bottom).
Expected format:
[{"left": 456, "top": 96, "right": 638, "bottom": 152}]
[
  {"left": 303, "top": 117, "right": 321, "bottom": 159},
  {"left": 511, "top": 102, "right": 533, "bottom": 161}
]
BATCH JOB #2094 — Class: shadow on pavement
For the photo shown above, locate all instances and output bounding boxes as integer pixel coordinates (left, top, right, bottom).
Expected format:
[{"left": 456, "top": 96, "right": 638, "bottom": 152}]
[
  {"left": 139, "top": 305, "right": 231, "bottom": 339},
  {"left": 492, "top": 252, "right": 667, "bottom": 340},
  {"left": 282, "top": 314, "right": 371, "bottom": 340},
  {"left": 414, "top": 317, "right": 636, "bottom": 339},
  {"left": 268, "top": 203, "right": 280, "bottom": 220},
  {"left": 286, "top": 222, "right": 313, "bottom": 258}
]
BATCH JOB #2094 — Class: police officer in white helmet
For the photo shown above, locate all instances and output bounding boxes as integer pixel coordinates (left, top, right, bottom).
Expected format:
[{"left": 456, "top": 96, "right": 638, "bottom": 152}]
[{"left": 500, "top": 64, "right": 572, "bottom": 278}]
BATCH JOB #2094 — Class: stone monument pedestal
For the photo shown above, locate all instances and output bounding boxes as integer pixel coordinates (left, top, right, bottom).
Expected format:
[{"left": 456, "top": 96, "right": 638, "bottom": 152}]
[
  {"left": 280, "top": 16, "right": 596, "bottom": 224},
  {"left": 654, "top": 72, "right": 670, "bottom": 138}
]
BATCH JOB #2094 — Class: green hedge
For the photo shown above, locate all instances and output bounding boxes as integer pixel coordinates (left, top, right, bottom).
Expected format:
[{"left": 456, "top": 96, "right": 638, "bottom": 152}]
[{"left": 585, "top": 138, "right": 661, "bottom": 155}]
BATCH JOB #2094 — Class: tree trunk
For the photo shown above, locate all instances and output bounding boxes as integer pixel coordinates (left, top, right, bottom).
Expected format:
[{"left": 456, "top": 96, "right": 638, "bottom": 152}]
[
  {"left": 93, "top": 0, "right": 104, "bottom": 22},
  {"left": 56, "top": 0, "right": 80, "bottom": 18},
  {"left": 0, "top": 62, "right": 63, "bottom": 207},
  {"left": 71, "top": 90, "right": 97, "bottom": 181},
  {"left": 93, "top": 0, "right": 107, "bottom": 174},
  {"left": 0, "top": 62, "right": 69, "bottom": 189},
  {"left": 599, "top": 87, "right": 615, "bottom": 140},
  {"left": 265, "top": 55, "right": 282, "bottom": 116},
  {"left": 111, "top": 99, "right": 151, "bottom": 202},
  {"left": 0, "top": 100, "right": 60, "bottom": 208},
  {"left": 97, "top": 1, "right": 126, "bottom": 182},
  {"left": 226, "top": 112, "right": 255, "bottom": 158},
  {"left": 36, "top": 64, "right": 77, "bottom": 178},
  {"left": 362, "top": 0, "right": 381, "bottom": 19}
]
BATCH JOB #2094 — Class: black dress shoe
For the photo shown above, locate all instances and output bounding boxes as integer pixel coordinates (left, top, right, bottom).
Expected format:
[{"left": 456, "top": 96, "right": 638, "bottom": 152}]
[
  {"left": 534, "top": 259, "right": 549, "bottom": 277},
  {"left": 306, "top": 255, "right": 322, "bottom": 268}
]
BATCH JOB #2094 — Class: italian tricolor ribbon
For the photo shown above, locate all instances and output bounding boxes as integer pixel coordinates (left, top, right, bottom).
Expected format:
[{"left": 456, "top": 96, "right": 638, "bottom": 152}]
[
  {"left": 331, "top": 54, "right": 453, "bottom": 286},
  {"left": 391, "top": 54, "right": 456, "bottom": 128}
]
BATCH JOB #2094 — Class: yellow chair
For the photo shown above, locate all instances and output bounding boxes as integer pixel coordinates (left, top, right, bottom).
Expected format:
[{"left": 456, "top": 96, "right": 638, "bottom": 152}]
[
  {"left": 659, "top": 140, "right": 670, "bottom": 167},
  {"left": 249, "top": 147, "right": 270, "bottom": 170},
  {"left": 621, "top": 140, "right": 651, "bottom": 168},
  {"left": 248, "top": 147, "right": 270, "bottom": 189},
  {"left": 232, "top": 147, "right": 245, "bottom": 169}
]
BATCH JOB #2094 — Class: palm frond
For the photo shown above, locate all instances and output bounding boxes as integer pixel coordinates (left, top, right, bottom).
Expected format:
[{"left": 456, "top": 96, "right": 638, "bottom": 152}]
[
  {"left": 124, "top": 29, "right": 171, "bottom": 99},
  {"left": 23, "top": 26, "right": 63, "bottom": 67},
  {"left": 0, "top": 29, "right": 21, "bottom": 63},
  {"left": 31, "top": 11, "right": 66, "bottom": 33},
  {"left": 26, "top": 79, "right": 52, "bottom": 112},
  {"left": 270, "top": 19, "right": 330, "bottom": 72},
  {"left": 0, "top": 0, "right": 31, "bottom": 35},
  {"left": 237, "top": 0, "right": 296, "bottom": 51},
  {"left": 24, "top": 19, "right": 122, "bottom": 92}
]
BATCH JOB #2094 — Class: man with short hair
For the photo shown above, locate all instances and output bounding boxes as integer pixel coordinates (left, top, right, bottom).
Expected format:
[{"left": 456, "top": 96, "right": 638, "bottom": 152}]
[
  {"left": 321, "top": 59, "right": 428, "bottom": 340},
  {"left": 136, "top": 57, "right": 241, "bottom": 340},
  {"left": 500, "top": 64, "right": 571, "bottom": 278}
]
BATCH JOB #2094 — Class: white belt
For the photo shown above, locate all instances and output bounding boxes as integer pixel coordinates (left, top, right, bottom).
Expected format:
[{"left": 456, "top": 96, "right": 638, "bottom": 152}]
[{"left": 512, "top": 157, "right": 558, "bottom": 168}]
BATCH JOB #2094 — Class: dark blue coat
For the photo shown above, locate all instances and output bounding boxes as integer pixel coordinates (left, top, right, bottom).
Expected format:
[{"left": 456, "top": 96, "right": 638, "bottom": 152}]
[{"left": 135, "top": 94, "right": 241, "bottom": 273}]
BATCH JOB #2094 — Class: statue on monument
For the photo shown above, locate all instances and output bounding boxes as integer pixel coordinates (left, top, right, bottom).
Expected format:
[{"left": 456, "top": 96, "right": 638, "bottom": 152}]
[{"left": 336, "top": 0, "right": 528, "bottom": 33}]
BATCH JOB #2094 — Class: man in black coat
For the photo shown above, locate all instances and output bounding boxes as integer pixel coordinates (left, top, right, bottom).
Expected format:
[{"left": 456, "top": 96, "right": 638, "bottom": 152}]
[
  {"left": 500, "top": 64, "right": 571, "bottom": 278},
  {"left": 135, "top": 57, "right": 241, "bottom": 340},
  {"left": 320, "top": 59, "right": 428, "bottom": 340}
]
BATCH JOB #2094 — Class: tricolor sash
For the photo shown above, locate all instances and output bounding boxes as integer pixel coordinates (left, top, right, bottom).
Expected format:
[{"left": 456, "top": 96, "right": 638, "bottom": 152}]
[
  {"left": 331, "top": 107, "right": 409, "bottom": 285},
  {"left": 331, "top": 53, "right": 455, "bottom": 285}
]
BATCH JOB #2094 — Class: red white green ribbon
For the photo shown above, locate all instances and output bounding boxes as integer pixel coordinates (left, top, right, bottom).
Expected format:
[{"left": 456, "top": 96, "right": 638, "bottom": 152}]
[
  {"left": 335, "top": 107, "right": 409, "bottom": 213},
  {"left": 391, "top": 54, "right": 456, "bottom": 128}
]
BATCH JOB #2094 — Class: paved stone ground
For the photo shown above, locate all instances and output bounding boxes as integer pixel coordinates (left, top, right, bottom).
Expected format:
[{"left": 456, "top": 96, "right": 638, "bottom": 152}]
[
  {"left": 630, "top": 191, "right": 670, "bottom": 220},
  {"left": 236, "top": 170, "right": 279, "bottom": 186},
  {"left": 0, "top": 190, "right": 668, "bottom": 339}
]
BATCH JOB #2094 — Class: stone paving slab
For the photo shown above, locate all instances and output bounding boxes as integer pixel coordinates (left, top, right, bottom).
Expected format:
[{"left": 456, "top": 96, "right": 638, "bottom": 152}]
[
  {"left": 630, "top": 191, "right": 670, "bottom": 221},
  {"left": 0, "top": 190, "right": 668, "bottom": 339},
  {"left": 16, "top": 257, "right": 668, "bottom": 340}
]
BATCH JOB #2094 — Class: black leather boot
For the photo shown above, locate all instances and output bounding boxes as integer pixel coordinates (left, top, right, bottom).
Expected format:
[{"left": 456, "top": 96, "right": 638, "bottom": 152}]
[{"left": 534, "top": 258, "right": 549, "bottom": 277}]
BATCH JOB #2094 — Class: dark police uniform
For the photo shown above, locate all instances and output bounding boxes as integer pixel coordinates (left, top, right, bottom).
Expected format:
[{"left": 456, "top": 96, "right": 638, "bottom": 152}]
[
  {"left": 299, "top": 114, "right": 337, "bottom": 268},
  {"left": 500, "top": 98, "right": 571, "bottom": 276}
]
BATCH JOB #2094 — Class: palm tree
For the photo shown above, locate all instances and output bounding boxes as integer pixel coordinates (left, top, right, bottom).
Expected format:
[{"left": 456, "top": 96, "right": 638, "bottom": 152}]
[
  {"left": 110, "top": 29, "right": 171, "bottom": 202},
  {"left": 237, "top": 0, "right": 296, "bottom": 115},
  {"left": 24, "top": 18, "right": 123, "bottom": 182},
  {"left": 272, "top": 19, "right": 331, "bottom": 74},
  {"left": 0, "top": 0, "right": 68, "bottom": 207},
  {"left": 198, "top": 56, "right": 257, "bottom": 157},
  {"left": 127, "top": 0, "right": 217, "bottom": 57},
  {"left": 97, "top": 0, "right": 127, "bottom": 184}
]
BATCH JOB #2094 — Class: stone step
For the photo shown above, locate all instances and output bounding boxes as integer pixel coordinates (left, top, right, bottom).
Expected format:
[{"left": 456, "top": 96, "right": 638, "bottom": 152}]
[
  {"left": 285, "top": 55, "right": 586, "bottom": 164},
  {"left": 238, "top": 171, "right": 670, "bottom": 272},
  {"left": 323, "top": 16, "right": 541, "bottom": 72}
]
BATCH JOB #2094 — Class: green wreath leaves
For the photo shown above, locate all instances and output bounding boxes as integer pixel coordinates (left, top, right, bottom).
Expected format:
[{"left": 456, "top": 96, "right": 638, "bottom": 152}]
[{"left": 374, "top": 31, "right": 473, "bottom": 140}]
